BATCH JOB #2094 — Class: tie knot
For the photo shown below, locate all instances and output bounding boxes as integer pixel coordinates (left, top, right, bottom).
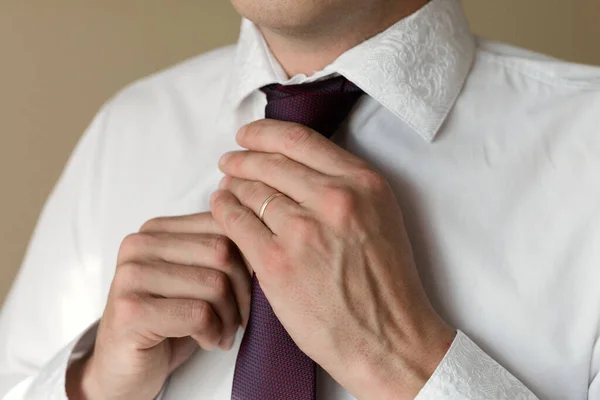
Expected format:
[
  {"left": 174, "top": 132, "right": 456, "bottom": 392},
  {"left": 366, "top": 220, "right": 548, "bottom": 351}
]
[{"left": 261, "top": 76, "right": 363, "bottom": 139}]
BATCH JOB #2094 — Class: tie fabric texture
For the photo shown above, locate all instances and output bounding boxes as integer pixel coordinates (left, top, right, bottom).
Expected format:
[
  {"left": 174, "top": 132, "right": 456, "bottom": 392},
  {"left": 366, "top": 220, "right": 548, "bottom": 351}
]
[{"left": 231, "top": 76, "right": 363, "bottom": 400}]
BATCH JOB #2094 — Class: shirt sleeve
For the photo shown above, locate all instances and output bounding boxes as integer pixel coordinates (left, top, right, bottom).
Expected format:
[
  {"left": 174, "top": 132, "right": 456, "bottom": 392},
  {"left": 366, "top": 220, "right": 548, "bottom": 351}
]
[
  {"left": 0, "top": 105, "right": 113, "bottom": 399},
  {"left": 415, "top": 331, "right": 539, "bottom": 400}
]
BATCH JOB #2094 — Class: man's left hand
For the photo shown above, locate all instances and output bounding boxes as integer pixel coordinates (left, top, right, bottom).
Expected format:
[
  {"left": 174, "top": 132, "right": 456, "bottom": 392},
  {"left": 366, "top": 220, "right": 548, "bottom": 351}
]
[{"left": 211, "top": 119, "right": 456, "bottom": 400}]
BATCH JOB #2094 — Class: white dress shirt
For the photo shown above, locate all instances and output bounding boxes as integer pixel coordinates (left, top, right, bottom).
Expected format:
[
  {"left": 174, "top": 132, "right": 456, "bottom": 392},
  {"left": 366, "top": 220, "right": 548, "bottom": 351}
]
[{"left": 1, "top": 0, "right": 600, "bottom": 398}]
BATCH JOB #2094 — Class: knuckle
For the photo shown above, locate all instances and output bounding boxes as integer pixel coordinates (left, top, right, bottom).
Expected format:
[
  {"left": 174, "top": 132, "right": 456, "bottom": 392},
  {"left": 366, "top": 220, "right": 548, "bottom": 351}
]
[
  {"left": 267, "top": 153, "right": 288, "bottom": 170},
  {"left": 211, "top": 236, "right": 234, "bottom": 266},
  {"left": 139, "top": 217, "right": 165, "bottom": 232},
  {"left": 190, "top": 301, "right": 213, "bottom": 330},
  {"left": 282, "top": 124, "right": 311, "bottom": 150},
  {"left": 112, "top": 296, "right": 144, "bottom": 325},
  {"left": 321, "top": 186, "right": 361, "bottom": 228},
  {"left": 113, "top": 262, "right": 145, "bottom": 290},
  {"left": 226, "top": 206, "right": 252, "bottom": 226},
  {"left": 354, "top": 168, "right": 387, "bottom": 193},
  {"left": 205, "top": 270, "right": 231, "bottom": 299},
  {"left": 210, "top": 190, "right": 227, "bottom": 209},
  {"left": 118, "top": 233, "right": 154, "bottom": 261}
]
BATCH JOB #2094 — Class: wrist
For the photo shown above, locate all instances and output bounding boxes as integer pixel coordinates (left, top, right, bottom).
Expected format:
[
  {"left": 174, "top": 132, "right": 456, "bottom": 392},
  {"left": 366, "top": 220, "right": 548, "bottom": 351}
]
[{"left": 347, "top": 319, "right": 456, "bottom": 400}]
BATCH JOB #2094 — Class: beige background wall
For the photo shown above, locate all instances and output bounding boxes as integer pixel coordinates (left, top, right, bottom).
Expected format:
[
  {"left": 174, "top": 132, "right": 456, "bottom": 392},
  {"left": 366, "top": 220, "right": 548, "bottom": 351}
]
[{"left": 1, "top": 1, "right": 600, "bottom": 305}]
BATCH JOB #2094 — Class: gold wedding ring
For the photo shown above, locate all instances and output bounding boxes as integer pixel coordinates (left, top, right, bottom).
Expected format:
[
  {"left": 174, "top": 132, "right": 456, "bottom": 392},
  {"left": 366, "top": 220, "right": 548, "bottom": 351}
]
[{"left": 258, "top": 193, "right": 284, "bottom": 222}]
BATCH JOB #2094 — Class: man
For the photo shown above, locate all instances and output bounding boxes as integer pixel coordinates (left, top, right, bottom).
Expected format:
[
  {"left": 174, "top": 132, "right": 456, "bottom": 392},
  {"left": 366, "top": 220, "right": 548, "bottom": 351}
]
[{"left": 1, "top": 0, "right": 599, "bottom": 398}]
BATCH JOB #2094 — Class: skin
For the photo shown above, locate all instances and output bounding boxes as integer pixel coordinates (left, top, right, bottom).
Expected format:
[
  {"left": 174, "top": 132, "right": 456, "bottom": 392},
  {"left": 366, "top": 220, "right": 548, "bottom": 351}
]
[
  {"left": 67, "top": 215, "right": 252, "bottom": 400},
  {"left": 212, "top": 121, "right": 455, "bottom": 399},
  {"left": 67, "top": 1, "right": 455, "bottom": 398},
  {"left": 230, "top": 0, "right": 429, "bottom": 76}
]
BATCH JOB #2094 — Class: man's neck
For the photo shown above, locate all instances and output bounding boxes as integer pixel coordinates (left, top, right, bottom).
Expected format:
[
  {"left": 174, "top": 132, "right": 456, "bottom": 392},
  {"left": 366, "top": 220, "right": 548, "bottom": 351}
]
[{"left": 258, "top": 0, "right": 429, "bottom": 78}]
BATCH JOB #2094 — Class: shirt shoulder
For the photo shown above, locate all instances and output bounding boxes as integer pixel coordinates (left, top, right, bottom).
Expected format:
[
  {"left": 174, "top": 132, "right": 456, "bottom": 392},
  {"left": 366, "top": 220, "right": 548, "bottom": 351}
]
[
  {"left": 462, "top": 37, "right": 600, "bottom": 139},
  {"left": 72, "top": 45, "right": 239, "bottom": 256},
  {"left": 103, "top": 43, "right": 237, "bottom": 123},
  {"left": 473, "top": 37, "right": 600, "bottom": 91}
]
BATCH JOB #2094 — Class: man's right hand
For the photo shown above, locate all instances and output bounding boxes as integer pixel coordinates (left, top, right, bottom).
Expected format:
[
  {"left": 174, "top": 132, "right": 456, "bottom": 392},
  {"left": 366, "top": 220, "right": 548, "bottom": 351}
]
[{"left": 66, "top": 213, "right": 252, "bottom": 400}]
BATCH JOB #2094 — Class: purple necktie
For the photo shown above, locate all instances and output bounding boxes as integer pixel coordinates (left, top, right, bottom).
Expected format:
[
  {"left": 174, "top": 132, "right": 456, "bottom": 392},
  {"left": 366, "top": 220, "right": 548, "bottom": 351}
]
[{"left": 231, "top": 76, "right": 363, "bottom": 400}]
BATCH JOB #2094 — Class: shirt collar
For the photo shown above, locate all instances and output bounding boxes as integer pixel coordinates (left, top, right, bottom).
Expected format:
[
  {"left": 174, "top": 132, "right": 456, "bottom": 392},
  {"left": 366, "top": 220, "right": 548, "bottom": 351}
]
[{"left": 225, "top": 0, "right": 476, "bottom": 142}]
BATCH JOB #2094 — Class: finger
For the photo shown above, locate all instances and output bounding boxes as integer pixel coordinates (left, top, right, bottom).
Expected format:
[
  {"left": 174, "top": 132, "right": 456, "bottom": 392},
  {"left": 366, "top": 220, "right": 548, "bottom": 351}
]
[
  {"left": 219, "top": 176, "right": 303, "bottom": 234},
  {"left": 140, "top": 212, "right": 225, "bottom": 236},
  {"left": 114, "top": 261, "right": 243, "bottom": 348},
  {"left": 118, "top": 232, "right": 238, "bottom": 268},
  {"left": 210, "top": 189, "right": 275, "bottom": 271},
  {"left": 219, "top": 151, "right": 327, "bottom": 205},
  {"left": 132, "top": 297, "right": 223, "bottom": 351},
  {"left": 116, "top": 233, "right": 252, "bottom": 333},
  {"left": 235, "top": 119, "right": 366, "bottom": 176}
]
